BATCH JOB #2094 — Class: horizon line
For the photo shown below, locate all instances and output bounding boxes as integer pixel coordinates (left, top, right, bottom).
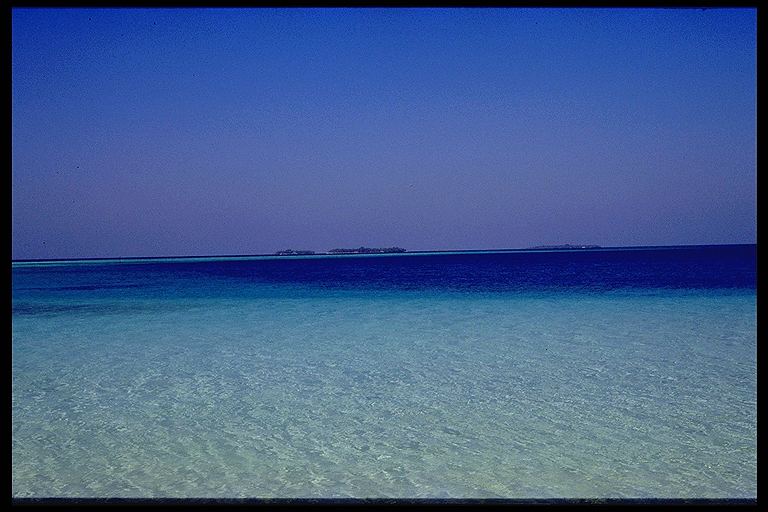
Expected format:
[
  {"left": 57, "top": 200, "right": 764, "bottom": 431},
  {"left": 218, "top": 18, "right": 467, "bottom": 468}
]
[{"left": 10, "top": 242, "right": 756, "bottom": 264}]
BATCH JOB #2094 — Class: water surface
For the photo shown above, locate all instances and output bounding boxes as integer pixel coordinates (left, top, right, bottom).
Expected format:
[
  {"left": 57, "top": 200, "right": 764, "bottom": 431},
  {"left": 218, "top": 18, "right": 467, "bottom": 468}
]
[{"left": 12, "top": 245, "right": 756, "bottom": 498}]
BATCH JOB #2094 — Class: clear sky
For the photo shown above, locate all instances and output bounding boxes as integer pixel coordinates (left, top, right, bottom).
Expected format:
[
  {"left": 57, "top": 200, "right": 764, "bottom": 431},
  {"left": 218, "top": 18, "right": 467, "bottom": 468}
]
[{"left": 12, "top": 8, "right": 756, "bottom": 259}]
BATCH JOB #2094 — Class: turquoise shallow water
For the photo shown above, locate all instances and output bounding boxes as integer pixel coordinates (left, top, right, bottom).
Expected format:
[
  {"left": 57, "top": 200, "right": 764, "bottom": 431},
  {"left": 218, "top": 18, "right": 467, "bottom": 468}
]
[{"left": 12, "top": 248, "right": 757, "bottom": 498}]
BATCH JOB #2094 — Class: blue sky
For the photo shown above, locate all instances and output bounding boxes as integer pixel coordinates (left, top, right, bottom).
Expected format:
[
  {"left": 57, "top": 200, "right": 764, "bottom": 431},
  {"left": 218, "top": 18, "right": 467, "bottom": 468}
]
[{"left": 12, "top": 8, "right": 756, "bottom": 259}]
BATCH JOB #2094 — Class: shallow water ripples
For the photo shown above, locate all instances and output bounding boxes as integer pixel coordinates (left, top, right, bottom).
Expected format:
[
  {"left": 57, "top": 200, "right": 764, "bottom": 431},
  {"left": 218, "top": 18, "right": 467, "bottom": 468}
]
[{"left": 12, "top": 291, "right": 756, "bottom": 498}]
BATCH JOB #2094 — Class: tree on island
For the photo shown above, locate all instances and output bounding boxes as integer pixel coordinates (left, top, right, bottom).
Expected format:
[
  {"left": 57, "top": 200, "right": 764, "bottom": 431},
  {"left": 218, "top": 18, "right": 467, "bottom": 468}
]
[
  {"left": 274, "top": 249, "right": 316, "bottom": 256},
  {"left": 327, "top": 247, "right": 406, "bottom": 254}
]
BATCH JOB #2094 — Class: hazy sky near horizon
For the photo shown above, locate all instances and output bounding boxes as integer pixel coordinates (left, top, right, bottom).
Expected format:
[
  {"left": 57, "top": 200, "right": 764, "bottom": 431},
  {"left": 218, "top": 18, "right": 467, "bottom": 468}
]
[{"left": 12, "top": 8, "right": 756, "bottom": 259}]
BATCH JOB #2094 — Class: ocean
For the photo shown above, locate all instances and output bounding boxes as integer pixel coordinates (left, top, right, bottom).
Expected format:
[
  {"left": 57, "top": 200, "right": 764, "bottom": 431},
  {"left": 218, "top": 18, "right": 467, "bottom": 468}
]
[{"left": 11, "top": 245, "right": 757, "bottom": 498}]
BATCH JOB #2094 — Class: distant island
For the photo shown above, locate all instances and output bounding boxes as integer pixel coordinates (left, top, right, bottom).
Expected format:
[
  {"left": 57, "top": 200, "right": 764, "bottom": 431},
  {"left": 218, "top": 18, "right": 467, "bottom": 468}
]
[
  {"left": 274, "top": 245, "right": 601, "bottom": 256},
  {"left": 274, "top": 247, "right": 407, "bottom": 256},
  {"left": 527, "top": 244, "right": 601, "bottom": 250},
  {"left": 328, "top": 247, "right": 407, "bottom": 254},
  {"left": 274, "top": 249, "right": 316, "bottom": 256}
]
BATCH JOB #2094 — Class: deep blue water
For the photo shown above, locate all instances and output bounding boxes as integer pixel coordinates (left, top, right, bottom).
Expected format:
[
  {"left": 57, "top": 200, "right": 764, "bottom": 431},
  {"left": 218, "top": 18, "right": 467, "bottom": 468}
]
[{"left": 12, "top": 245, "right": 757, "bottom": 298}]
